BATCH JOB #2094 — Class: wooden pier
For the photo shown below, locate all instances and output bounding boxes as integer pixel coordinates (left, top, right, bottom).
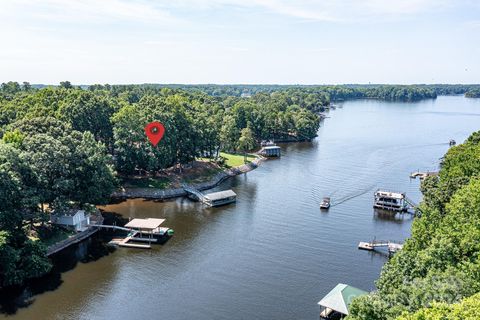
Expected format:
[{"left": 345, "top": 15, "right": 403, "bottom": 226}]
[
  {"left": 109, "top": 231, "right": 152, "bottom": 249},
  {"left": 410, "top": 171, "right": 438, "bottom": 180},
  {"left": 358, "top": 240, "right": 403, "bottom": 254}
]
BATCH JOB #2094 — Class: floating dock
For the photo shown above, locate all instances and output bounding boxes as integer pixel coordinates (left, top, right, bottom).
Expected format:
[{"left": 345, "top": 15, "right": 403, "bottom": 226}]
[
  {"left": 358, "top": 240, "right": 403, "bottom": 254},
  {"left": 410, "top": 171, "right": 438, "bottom": 180},
  {"left": 109, "top": 230, "right": 152, "bottom": 249}
]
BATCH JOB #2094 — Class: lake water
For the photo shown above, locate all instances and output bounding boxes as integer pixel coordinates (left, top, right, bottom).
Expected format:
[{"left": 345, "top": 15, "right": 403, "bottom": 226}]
[{"left": 2, "top": 96, "right": 480, "bottom": 320}]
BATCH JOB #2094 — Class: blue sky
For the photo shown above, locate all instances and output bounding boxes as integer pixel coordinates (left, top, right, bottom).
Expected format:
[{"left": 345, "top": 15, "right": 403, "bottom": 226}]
[{"left": 0, "top": 0, "right": 479, "bottom": 84}]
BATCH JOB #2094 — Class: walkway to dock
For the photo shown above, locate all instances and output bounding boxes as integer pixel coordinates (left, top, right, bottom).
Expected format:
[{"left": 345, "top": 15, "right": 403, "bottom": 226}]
[
  {"left": 182, "top": 184, "right": 206, "bottom": 202},
  {"left": 410, "top": 171, "right": 438, "bottom": 180},
  {"left": 91, "top": 224, "right": 131, "bottom": 232},
  {"left": 358, "top": 240, "right": 403, "bottom": 254},
  {"left": 404, "top": 196, "right": 418, "bottom": 210}
]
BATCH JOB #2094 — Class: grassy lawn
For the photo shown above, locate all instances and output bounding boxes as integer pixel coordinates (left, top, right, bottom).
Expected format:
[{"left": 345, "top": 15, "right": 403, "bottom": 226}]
[
  {"left": 220, "top": 152, "right": 257, "bottom": 168},
  {"left": 33, "top": 226, "right": 76, "bottom": 247}
]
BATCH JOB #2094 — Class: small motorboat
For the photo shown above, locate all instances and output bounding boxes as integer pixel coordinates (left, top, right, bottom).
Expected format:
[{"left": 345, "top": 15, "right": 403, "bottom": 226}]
[
  {"left": 449, "top": 139, "right": 456, "bottom": 146},
  {"left": 320, "top": 197, "right": 331, "bottom": 210}
]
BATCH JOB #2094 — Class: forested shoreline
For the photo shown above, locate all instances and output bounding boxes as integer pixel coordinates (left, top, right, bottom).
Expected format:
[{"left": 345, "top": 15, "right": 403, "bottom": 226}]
[
  {"left": 465, "top": 89, "right": 480, "bottom": 98},
  {"left": 0, "top": 81, "right": 326, "bottom": 289},
  {"left": 348, "top": 130, "right": 480, "bottom": 320},
  {"left": 0, "top": 81, "right": 476, "bottom": 307}
]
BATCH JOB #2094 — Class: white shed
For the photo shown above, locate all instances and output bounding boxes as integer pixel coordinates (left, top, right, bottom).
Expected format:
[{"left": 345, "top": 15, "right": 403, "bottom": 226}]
[{"left": 51, "top": 209, "right": 89, "bottom": 232}]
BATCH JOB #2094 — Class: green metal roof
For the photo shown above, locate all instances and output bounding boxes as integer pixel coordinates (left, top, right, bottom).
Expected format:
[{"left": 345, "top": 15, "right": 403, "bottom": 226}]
[{"left": 317, "top": 283, "right": 368, "bottom": 315}]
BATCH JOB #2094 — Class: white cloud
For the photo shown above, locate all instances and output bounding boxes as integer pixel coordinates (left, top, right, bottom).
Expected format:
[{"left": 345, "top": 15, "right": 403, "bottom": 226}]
[
  {"left": 168, "top": 0, "right": 456, "bottom": 22},
  {"left": 0, "top": 0, "right": 462, "bottom": 26},
  {"left": 0, "top": 0, "right": 181, "bottom": 25}
]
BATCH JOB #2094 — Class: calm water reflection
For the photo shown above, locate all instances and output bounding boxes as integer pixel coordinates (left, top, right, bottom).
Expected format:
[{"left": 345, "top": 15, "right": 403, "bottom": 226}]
[{"left": 3, "top": 96, "right": 480, "bottom": 320}]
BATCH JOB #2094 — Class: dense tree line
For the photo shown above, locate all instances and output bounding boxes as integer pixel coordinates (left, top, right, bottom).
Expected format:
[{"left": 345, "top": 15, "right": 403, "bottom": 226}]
[
  {"left": 419, "top": 84, "right": 480, "bottom": 95},
  {"left": 397, "top": 293, "right": 480, "bottom": 320},
  {"left": 465, "top": 89, "right": 480, "bottom": 98},
  {"left": 0, "top": 116, "right": 116, "bottom": 288},
  {"left": 348, "top": 130, "right": 480, "bottom": 320},
  {"left": 84, "top": 83, "right": 438, "bottom": 102},
  {"left": 0, "top": 82, "right": 325, "bottom": 174},
  {"left": 9, "top": 82, "right": 480, "bottom": 101}
]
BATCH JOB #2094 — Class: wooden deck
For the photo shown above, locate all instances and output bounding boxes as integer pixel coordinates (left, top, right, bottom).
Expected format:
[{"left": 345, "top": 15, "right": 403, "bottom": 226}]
[
  {"left": 108, "top": 231, "right": 152, "bottom": 249},
  {"left": 358, "top": 240, "right": 403, "bottom": 254},
  {"left": 410, "top": 171, "right": 438, "bottom": 180},
  {"left": 109, "top": 239, "right": 151, "bottom": 249}
]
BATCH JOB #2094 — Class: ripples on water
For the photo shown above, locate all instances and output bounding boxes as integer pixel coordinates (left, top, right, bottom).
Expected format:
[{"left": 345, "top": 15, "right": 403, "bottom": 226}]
[{"left": 4, "top": 96, "right": 480, "bottom": 320}]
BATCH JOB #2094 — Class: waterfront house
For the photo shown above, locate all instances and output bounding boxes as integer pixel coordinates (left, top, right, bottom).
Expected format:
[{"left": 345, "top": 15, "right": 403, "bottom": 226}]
[
  {"left": 317, "top": 283, "right": 367, "bottom": 319},
  {"left": 51, "top": 209, "right": 89, "bottom": 232}
]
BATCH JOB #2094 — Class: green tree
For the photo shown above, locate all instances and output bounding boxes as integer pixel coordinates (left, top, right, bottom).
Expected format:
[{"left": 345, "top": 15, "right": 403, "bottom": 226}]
[
  {"left": 59, "top": 81, "right": 73, "bottom": 89},
  {"left": 0, "top": 143, "right": 51, "bottom": 288},
  {"left": 220, "top": 114, "right": 240, "bottom": 152},
  {"left": 2, "top": 129, "right": 24, "bottom": 148},
  {"left": 348, "top": 130, "right": 480, "bottom": 320},
  {"left": 57, "top": 91, "right": 114, "bottom": 146},
  {"left": 237, "top": 127, "right": 256, "bottom": 163},
  {"left": 397, "top": 293, "right": 480, "bottom": 320}
]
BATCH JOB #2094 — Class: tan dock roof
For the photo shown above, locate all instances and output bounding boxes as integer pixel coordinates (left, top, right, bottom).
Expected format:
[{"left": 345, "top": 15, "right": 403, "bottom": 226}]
[
  {"left": 204, "top": 190, "right": 237, "bottom": 201},
  {"left": 124, "top": 218, "right": 165, "bottom": 230}
]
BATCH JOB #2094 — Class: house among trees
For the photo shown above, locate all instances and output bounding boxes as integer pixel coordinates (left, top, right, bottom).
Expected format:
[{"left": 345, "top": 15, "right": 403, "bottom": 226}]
[{"left": 50, "top": 209, "right": 90, "bottom": 232}]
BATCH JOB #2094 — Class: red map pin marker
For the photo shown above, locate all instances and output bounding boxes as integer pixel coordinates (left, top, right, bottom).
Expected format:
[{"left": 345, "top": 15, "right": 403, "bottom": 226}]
[{"left": 144, "top": 121, "right": 165, "bottom": 147}]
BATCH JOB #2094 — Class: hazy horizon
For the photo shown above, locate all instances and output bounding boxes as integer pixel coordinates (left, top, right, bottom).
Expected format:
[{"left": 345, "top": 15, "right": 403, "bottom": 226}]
[{"left": 20, "top": 82, "right": 480, "bottom": 86}]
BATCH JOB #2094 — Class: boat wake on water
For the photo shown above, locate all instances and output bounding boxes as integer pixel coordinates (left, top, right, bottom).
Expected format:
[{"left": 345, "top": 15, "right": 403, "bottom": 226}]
[{"left": 330, "top": 184, "right": 376, "bottom": 207}]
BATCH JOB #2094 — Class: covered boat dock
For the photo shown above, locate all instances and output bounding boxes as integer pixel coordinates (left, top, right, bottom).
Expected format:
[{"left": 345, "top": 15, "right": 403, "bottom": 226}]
[
  {"left": 204, "top": 190, "right": 237, "bottom": 207},
  {"left": 317, "top": 283, "right": 367, "bottom": 319},
  {"left": 374, "top": 190, "right": 407, "bottom": 211},
  {"left": 259, "top": 145, "right": 281, "bottom": 157},
  {"left": 108, "top": 218, "right": 173, "bottom": 249}
]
